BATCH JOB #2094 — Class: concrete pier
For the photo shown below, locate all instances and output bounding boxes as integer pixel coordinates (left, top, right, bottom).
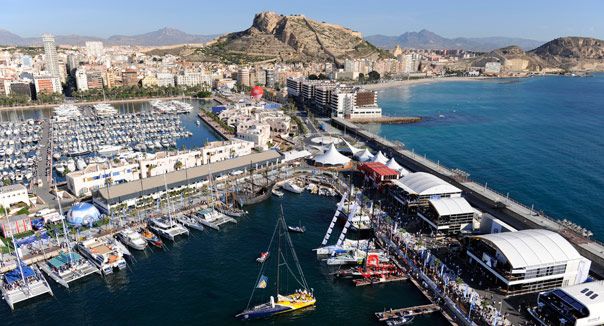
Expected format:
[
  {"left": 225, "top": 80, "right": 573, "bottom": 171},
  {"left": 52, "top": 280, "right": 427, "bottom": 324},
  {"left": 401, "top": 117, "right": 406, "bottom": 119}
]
[{"left": 331, "top": 117, "right": 604, "bottom": 276}]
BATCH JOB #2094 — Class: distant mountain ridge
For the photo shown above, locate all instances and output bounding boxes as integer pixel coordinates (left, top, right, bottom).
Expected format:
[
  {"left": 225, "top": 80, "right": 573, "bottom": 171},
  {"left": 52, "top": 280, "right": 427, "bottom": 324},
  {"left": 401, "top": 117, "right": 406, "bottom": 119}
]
[
  {"left": 0, "top": 27, "right": 218, "bottom": 46},
  {"left": 366, "top": 29, "right": 543, "bottom": 52}
]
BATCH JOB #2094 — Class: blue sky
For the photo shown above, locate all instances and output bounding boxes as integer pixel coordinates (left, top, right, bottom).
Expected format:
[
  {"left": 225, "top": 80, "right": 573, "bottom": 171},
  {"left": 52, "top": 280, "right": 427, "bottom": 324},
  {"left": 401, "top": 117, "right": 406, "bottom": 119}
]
[{"left": 2, "top": 0, "right": 603, "bottom": 40}]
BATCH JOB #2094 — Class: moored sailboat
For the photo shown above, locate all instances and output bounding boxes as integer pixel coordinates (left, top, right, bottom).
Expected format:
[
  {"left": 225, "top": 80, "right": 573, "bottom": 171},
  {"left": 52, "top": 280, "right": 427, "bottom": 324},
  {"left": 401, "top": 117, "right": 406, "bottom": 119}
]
[{"left": 236, "top": 206, "right": 316, "bottom": 320}]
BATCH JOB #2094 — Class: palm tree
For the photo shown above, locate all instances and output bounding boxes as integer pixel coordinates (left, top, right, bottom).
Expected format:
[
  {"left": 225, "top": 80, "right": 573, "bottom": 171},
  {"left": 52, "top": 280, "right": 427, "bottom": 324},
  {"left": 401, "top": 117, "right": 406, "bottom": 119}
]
[{"left": 174, "top": 161, "right": 183, "bottom": 171}]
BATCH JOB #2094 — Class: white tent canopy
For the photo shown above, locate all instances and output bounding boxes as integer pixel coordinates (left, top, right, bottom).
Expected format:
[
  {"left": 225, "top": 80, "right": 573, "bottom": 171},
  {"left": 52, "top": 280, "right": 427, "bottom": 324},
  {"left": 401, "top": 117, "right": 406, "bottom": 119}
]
[
  {"left": 342, "top": 140, "right": 362, "bottom": 155},
  {"left": 371, "top": 151, "right": 388, "bottom": 164},
  {"left": 353, "top": 148, "right": 374, "bottom": 162},
  {"left": 313, "top": 144, "right": 351, "bottom": 166},
  {"left": 386, "top": 157, "right": 410, "bottom": 176}
]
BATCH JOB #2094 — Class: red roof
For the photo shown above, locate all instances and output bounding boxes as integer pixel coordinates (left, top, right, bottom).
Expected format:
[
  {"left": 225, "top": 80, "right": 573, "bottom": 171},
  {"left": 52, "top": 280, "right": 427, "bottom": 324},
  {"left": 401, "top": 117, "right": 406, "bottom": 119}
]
[{"left": 358, "top": 162, "right": 399, "bottom": 177}]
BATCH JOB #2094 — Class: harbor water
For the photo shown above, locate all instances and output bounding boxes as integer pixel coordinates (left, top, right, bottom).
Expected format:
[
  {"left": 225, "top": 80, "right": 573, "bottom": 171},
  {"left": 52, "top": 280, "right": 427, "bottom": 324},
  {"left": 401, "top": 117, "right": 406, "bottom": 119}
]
[
  {"left": 369, "top": 74, "right": 604, "bottom": 240},
  {"left": 0, "top": 192, "right": 447, "bottom": 325}
]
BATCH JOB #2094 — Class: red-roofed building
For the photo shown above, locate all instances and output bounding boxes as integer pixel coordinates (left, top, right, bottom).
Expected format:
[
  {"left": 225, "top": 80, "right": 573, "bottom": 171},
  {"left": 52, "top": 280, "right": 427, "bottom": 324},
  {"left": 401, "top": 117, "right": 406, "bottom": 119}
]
[{"left": 358, "top": 162, "right": 400, "bottom": 187}]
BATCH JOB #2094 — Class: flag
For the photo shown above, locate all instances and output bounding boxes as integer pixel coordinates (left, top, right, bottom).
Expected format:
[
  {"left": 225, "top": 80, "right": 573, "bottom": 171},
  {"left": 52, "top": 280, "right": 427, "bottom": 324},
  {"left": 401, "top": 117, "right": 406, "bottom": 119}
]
[{"left": 256, "top": 275, "right": 269, "bottom": 289}]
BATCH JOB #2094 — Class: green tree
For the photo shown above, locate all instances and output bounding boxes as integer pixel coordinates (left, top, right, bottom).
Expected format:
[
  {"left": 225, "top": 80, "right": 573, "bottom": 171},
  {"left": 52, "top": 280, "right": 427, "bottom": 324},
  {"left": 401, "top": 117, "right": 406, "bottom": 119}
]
[{"left": 368, "top": 71, "right": 381, "bottom": 81}]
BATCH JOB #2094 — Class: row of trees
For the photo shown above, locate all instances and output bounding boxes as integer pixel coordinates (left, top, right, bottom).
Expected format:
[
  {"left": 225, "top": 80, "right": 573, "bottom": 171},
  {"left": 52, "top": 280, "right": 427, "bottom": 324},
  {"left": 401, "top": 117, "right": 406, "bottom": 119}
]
[
  {"left": 72, "top": 84, "right": 213, "bottom": 101},
  {"left": 0, "top": 92, "right": 65, "bottom": 107}
]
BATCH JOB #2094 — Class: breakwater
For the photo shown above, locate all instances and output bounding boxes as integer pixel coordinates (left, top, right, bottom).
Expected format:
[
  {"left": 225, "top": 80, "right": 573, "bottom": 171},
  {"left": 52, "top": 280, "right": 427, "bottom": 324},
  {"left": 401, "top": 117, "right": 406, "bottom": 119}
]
[
  {"left": 349, "top": 116, "right": 422, "bottom": 124},
  {"left": 331, "top": 117, "right": 604, "bottom": 277}
]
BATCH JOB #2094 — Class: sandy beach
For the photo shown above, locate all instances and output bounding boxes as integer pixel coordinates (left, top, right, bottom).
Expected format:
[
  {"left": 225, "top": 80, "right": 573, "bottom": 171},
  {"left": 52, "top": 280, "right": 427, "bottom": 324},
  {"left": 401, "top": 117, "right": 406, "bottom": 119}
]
[{"left": 361, "top": 76, "right": 495, "bottom": 90}]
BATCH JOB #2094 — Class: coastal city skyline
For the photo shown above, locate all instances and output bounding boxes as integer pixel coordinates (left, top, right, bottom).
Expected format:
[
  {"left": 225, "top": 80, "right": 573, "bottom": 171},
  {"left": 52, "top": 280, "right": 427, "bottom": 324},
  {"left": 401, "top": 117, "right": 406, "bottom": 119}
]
[
  {"left": 1, "top": 4, "right": 603, "bottom": 326},
  {"left": 1, "top": 0, "right": 604, "bottom": 40}
]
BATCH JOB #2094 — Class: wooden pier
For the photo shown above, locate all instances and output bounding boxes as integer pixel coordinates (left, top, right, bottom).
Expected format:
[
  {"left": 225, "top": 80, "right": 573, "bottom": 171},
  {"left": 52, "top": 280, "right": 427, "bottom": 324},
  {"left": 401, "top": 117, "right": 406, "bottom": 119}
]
[
  {"left": 375, "top": 303, "right": 441, "bottom": 321},
  {"left": 353, "top": 274, "right": 408, "bottom": 287}
]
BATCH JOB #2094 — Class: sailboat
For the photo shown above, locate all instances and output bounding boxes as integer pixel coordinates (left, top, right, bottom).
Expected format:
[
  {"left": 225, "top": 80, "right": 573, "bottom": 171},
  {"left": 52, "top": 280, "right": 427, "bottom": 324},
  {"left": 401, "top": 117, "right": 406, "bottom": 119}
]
[
  {"left": 235, "top": 206, "right": 316, "bottom": 320},
  {"left": 40, "top": 185, "right": 100, "bottom": 287},
  {"left": 1, "top": 211, "right": 53, "bottom": 309},
  {"left": 148, "top": 174, "right": 189, "bottom": 241}
]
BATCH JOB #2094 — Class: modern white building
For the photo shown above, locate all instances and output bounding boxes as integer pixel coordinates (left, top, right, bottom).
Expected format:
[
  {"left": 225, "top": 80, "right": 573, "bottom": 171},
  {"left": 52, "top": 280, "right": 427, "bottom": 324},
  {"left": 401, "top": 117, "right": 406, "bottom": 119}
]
[
  {"left": 532, "top": 280, "right": 604, "bottom": 326},
  {"left": 66, "top": 162, "right": 140, "bottom": 197},
  {"left": 467, "top": 229, "right": 591, "bottom": 295},
  {"left": 390, "top": 172, "right": 462, "bottom": 209},
  {"left": 0, "top": 184, "right": 30, "bottom": 210}
]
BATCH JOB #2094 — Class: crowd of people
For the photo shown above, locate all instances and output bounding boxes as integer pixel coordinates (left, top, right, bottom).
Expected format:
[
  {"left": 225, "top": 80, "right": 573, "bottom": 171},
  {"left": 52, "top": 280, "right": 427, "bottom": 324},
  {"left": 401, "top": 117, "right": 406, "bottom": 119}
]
[{"left": 374, "top": 216, "right": 513, "bottom": 326}]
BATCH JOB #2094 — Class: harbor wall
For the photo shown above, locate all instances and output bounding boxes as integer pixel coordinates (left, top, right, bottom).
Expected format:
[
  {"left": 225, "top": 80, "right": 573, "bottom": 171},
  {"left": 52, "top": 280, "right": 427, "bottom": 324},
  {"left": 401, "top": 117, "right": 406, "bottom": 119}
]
[
  {"left": 331, "top": 117, "right": 604, "bottom": 277},
  {"left": 197, "top": 112, "right": 231, "bottom": 140}
]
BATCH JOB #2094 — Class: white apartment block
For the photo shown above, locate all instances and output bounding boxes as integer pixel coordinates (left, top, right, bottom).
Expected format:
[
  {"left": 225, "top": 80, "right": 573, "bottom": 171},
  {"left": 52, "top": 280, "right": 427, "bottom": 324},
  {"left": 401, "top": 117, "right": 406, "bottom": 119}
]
[
  {"left": 157, "top": 72, "right": 175, "bottom": 87},
  {"left": 201, "top": 140, "right": 254, "bottom": 164},
  {"left": 0, "top": 184, "right": 30, "bottom": 210},
  {"left": 66, "top": 162, "right": 140, "bottom": 197},
  {"left": 139, "top": 150, "right": 203, "bottom": 178},
  {"left": 75, "top": 68, "right": 88, "bottom": 91},
  {"left": 236, "top": 121, "right": 271, "bottom": 149},
  {"left": 176, "top": 71, "right": 211, "bottom": 87}
]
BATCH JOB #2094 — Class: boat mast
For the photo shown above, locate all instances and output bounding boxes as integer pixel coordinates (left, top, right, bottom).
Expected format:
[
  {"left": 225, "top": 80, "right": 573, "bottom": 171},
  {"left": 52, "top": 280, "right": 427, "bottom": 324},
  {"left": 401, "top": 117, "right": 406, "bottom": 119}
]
[
  {"left": 55, "top": 184, "right": 73, "bottom": 266},
  {"left": 163, "top": 173, "right": 174, "bottom": 224},
  {"left": 5, "top": 210, "right": 29, "bottom": 290},
  {"left": 276, "top": 210, "right": 282, "bottom": 296}
]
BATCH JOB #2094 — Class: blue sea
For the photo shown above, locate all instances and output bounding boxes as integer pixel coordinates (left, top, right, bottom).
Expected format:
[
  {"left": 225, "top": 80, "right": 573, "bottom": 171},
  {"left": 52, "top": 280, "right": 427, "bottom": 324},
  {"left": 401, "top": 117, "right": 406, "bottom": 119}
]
[{"left": 368, "top": 75, "right": 604, "bottom": 240}]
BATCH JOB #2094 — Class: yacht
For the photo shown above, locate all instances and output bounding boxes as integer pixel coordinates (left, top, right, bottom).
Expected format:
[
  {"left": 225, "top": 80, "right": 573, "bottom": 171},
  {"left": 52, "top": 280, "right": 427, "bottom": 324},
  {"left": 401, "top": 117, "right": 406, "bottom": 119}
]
[
  {"left": 116, "top": 229, "right": 148, "bottom": 251},
  {"left": 77, "top": 238, "right": 127, "bottom": 275},
  {"left": 176, "top": 215, "right": 205, "bottom": 231},
  {"left": 148, "top": 217, "right": 189, "bottom": 241},
  {"left": 195, "top": 208, "right": 235, "bottom": 230},
  {"left": 282, "top": 181, "right": 304, "bottom": 194}
]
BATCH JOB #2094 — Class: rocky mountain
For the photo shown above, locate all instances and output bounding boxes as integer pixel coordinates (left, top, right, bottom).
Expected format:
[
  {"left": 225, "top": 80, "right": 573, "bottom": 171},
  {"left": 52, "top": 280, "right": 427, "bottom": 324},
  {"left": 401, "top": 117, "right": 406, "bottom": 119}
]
[
  {"left": 529, "top": 37, "right": 604, "bottom": 71},
  {"left": 366, "top": 29, "right": 543, "bottom": 52},
  {"left": 448, "top": 37, "right": 604, "bottom": 72},
  {"left": 202, "top": 12, "right": 388, "bottom": 64},
  {"left": 0, "top": 28, "right": 216, "bottom": 46}
]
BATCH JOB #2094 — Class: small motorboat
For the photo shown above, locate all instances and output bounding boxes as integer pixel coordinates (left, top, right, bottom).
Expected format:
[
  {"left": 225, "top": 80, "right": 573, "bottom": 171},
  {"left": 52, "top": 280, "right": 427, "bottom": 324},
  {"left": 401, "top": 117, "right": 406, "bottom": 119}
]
[
  {"left": 272, "top": 189, "right": 284, "bottom": 197},
  {"left": 287, "top": 221, "right": 305, "bottom": 233},
  {"left": 256, "top": 251, "right": 269, "bottom": 263},
  {"left": 287, "top": 225, "right": 305, "bottom": 233},
  {"left": 386, "top": 315, "right": 414, "bottom": 326},
  {"left": 141, "top": 228, "right": 163, "bottom": 248}
]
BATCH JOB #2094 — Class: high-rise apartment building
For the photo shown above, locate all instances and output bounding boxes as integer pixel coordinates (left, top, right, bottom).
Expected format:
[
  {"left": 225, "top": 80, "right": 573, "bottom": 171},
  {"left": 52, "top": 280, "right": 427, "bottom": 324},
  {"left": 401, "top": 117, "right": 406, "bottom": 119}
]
[{"left": 42, "top": 34, "right": 60, "bottom": 78}]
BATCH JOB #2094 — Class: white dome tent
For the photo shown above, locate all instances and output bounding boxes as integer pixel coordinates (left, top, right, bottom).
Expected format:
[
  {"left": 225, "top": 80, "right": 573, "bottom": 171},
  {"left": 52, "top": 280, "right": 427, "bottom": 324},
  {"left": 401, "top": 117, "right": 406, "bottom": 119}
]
[
  {"left": 313, "top": 144, "right": 351, "bottom": 167},
  {"left": 386, "top": 157, "right": 410, "bottom": 176},
  {"left": 354, "top": 148, "right": 374, "bottom": 162},
  {"left": 371, "top": 151, "right": 388, "bottom": 164}
]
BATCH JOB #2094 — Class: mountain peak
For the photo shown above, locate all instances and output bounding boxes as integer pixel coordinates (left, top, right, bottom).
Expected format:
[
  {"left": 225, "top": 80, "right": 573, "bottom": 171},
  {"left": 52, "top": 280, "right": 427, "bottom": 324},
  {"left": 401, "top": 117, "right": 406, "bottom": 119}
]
[{"left": 210, "top": 11, "right": 386, "bottom": 64}]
